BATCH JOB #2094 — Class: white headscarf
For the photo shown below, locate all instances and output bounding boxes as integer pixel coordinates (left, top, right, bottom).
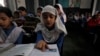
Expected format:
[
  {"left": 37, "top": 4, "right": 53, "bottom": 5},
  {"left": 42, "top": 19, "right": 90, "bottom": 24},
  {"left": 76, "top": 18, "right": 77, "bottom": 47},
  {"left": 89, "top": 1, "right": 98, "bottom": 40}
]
[
  {"left": 56, "top": 4, "right": 67, "bottom": 23},
  {"left": 35, "top": 5, "right": 67, "bottom": 43}
]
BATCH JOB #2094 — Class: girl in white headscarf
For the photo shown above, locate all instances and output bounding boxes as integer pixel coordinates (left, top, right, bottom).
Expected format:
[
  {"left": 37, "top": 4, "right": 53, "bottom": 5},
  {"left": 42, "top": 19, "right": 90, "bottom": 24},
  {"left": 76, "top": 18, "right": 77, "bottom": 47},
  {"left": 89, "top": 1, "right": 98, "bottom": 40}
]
[
  {"left": 35, "top": 5, "right": 67, "bottom": 52},
  {"left": 54, "top": 4, "right": 67, "bottom": 24}
]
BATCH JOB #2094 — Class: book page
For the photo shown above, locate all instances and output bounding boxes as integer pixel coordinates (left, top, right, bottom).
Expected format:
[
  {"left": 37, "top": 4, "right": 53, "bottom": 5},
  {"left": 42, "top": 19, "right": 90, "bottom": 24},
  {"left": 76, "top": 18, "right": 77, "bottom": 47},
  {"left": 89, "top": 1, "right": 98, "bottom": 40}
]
[
  {"left": 0, "top": 44, "right": 60, "bottom": 56},
  {"left": 0, "top": 44, "right": 34, "bottom": 56},
  {"left": 0, "top": 43, "right": 14, "bottom": 53},
  {"left": 29, "top": 44, "right": 60, "bottom": 56}
]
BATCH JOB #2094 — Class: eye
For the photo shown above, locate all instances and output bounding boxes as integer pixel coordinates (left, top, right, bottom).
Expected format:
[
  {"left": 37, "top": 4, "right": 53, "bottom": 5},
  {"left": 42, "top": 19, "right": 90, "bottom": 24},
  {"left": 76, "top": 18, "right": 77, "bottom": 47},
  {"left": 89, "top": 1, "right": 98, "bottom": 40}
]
[
  {"left": 0, "top": 17, "right": 6, "bottom": 21},
  {"left": 43, "top": 15, "right": 48, "bottom": 19},
  {"left": 50, "top": 15, "right": 55, "bottom": 19},
  {"left": 50, "top": 16, "right": 53, "bottom": 18}
]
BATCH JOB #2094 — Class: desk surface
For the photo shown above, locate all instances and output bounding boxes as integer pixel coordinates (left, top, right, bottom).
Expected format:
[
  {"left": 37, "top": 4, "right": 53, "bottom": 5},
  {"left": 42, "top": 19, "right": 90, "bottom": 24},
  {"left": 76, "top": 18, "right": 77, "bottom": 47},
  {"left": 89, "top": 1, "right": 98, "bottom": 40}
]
[{"left": 0, "top": 44, "right": 60, "bottom": 56}]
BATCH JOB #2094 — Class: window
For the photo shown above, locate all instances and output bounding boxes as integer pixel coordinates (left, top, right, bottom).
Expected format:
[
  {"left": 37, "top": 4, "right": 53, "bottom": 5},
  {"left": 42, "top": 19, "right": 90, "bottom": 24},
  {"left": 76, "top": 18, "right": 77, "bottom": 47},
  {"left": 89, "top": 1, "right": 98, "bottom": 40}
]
[{"left": 0, "top": 0, "right": 5, "bottom": 7}]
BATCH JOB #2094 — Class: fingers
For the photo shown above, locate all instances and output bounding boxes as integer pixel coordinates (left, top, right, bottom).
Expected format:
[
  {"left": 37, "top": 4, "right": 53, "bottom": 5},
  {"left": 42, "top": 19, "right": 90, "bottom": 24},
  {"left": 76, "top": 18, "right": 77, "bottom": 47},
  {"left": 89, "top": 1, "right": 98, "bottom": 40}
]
[
  {"left": 45, "top": 44, "right": 49, "bottom": 49},
  {"left": 42, "top": 43, "right": 45, "bottom": 51},
  {"left": 35, "top": 40, "right": 49, "bottom": 51},
  {"left": 35, "top": 41, "right": 42, "bottom": 49}
]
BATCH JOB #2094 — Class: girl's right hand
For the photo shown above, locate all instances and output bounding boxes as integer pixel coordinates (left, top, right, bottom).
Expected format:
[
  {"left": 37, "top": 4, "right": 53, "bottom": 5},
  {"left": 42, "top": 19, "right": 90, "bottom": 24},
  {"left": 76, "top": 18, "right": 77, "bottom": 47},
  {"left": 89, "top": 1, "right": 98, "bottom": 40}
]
[{"left": 35, "top": 40, "right": 49, "bottom": 51}]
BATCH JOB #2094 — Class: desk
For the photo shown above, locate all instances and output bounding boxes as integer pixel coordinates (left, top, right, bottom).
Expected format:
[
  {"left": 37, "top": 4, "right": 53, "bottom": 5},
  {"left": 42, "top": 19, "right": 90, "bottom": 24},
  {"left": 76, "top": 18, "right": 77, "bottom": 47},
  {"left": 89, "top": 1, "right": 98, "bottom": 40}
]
[{"left": 0, "top": 44, "right": 60, "bottom": 56}]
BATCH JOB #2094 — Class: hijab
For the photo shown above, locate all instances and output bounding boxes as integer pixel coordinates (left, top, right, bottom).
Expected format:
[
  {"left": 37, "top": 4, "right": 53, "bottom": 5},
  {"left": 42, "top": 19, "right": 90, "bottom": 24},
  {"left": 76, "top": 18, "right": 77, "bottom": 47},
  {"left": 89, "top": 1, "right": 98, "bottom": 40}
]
[{"left": 56, "top": 4, "right": 67, "bottom": 23}]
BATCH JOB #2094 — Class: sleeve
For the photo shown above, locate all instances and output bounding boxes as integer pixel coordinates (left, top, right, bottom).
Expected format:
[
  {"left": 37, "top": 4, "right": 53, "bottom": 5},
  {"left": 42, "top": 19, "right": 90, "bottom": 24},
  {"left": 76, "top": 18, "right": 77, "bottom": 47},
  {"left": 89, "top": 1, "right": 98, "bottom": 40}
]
[
  {"left": 15, "top": 32, "right": 24, "bottom": 44},
  {"left": 36, "top": 31, "right": 43, "bottom": 43},
  {"left": 57, "top": 33, "right": 64, "bottom": 52}
]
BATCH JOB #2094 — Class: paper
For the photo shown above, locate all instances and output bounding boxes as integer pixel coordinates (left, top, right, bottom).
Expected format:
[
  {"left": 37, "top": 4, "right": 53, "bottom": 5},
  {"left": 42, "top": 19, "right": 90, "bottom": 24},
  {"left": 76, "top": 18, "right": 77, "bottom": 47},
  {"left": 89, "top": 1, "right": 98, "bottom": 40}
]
[
  {"left": 0, "top": 44, "right": 34, "bottom": 56},
  {"left": 0, "top": 44, "right": 60, "bottom": 56},
  {"left": 29, "top": 44, "right": 60, "bottom": 56},
  {"left": 0, "top": 43, "right": 14, "bottom": 53}
]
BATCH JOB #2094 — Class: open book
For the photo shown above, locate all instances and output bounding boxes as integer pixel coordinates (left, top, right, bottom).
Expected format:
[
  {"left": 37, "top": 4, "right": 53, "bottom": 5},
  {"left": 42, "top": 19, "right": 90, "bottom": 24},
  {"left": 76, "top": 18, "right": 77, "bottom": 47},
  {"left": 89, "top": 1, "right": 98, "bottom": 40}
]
[
  {"left": 0, "top": 44, "right": 60, "bottom": 56},
  {"left": 0, "top": 43, "right": 14, "bottom": 53},
  {"left": 0, "top": 44, "right": 34, "bottom": 56},
  {"left": 29, "top": 44, "right": 60, "bottom": 56}
]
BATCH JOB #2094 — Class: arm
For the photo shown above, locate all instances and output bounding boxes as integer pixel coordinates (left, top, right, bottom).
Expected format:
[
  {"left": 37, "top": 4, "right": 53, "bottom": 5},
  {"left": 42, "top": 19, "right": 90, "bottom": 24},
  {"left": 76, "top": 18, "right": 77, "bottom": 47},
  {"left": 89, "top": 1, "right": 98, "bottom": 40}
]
[
  {"left": 57, "top": 33, "right": 64, "bottom": 52},
  {"left": 35, "top": 31, "right": 49, "bottom": 51},
  {"left": 36, "top": 31, "right": 43, "bottom": 43}
]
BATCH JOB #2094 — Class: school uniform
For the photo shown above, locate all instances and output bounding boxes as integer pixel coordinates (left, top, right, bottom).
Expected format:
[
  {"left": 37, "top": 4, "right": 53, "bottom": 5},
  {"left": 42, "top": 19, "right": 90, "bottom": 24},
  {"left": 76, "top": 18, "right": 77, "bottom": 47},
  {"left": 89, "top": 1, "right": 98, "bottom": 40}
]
[
  {"left": 36, "top": 31, "right": 64, "bottom": 52},
  {"left": 0, "top": 23, "right": 24, "bottom": 44}
]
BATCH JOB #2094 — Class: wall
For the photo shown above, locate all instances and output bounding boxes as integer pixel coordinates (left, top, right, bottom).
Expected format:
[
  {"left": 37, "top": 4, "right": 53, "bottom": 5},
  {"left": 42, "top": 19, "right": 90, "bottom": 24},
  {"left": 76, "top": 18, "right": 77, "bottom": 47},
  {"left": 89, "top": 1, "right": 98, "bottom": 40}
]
[
  {"left": 58, "top": 0, "right": 92, "bottom": 9},
  {"left": 7, "top": 0, "right": 16, "bottom": 12},
  {"left": 16, "top": 0, "right": 26, "bottom": 8},
  {"left": 58, "top": 0, "right": 69, "bottom": 7},
  {"left": 96, "top": 0, "right": 100, "bottom": 11},
  {"left": 80, "top": 0, "right": 92, "bottom": 9}
]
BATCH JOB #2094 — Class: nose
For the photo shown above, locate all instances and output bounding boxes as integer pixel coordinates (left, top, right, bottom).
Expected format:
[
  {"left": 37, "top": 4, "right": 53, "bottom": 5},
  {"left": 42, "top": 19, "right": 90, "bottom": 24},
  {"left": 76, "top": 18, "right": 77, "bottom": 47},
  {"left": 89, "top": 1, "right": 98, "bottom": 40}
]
[{"left": 47, "top": 17, "right": 51, "bottom": 22}]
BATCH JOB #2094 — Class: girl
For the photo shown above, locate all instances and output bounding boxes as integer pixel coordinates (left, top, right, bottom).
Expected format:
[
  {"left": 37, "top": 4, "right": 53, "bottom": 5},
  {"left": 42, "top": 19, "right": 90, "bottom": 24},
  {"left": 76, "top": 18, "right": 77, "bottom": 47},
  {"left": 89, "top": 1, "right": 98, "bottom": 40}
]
[
  {"left": 54, "top": 4, "right": 67, "bottom": 24},
  {"left": 35, "top": 5, "right": 67, "bottom": 52},
  {"left": 0, "top": 7, "right": 24, "bottom": 44}
]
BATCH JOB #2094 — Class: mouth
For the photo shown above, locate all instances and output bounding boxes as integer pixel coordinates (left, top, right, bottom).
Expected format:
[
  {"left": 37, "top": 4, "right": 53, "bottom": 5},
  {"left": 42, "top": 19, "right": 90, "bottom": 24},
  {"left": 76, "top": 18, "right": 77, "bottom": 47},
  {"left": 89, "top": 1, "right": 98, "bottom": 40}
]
[
  {"left": 0, "top": 25, "right": 2, "bottom": 26},
  {"left": 46, "top": 22, "right": 51, "bottom": 25}
]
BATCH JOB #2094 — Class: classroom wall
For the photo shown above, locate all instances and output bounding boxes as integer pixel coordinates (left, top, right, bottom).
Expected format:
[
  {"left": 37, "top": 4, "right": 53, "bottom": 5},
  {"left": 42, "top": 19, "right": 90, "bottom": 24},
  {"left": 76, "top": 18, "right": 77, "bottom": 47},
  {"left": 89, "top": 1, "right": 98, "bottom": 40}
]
[
  {"left": 58, "top": 0, "right": 92, "bottom": 9},
  {"left": 16, "top": 0, "right": 26, "bottom": 8},
  {"left": 80, "top": 0, "right": 92, "bottom": 9}
]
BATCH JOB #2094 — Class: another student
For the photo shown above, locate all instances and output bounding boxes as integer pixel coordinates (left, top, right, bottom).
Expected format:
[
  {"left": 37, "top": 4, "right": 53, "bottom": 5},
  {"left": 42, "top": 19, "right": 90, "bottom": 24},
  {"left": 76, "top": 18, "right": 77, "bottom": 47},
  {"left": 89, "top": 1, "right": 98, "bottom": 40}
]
[
  {"left": 17, "top": 6, "right": 34, "bottom": 20},
  {"left": 54, "top": 4, "right": 67, "bottom": 24},
  {"left": 0, "top": 7, "right": 24, "bottom": 44},
  {"left": 13, "top": 10, "right": 20, "bottom": 19},
  {"left": 37, "top": 6, "right": 43, "bottom": 18},
  {"left": 35, "top": 5, "right": 67, "bottom": 52}
]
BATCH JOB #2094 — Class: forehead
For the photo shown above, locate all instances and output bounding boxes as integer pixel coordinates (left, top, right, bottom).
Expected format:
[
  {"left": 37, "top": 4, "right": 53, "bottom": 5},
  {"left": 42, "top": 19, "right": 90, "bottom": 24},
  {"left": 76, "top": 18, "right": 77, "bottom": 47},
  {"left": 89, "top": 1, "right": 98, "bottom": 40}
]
[
  {"left": 42, "top": 12, "right": 55, "bottom": 16},
  {"left": 0, "top": 12, "right": 7, "bottom": 16}
]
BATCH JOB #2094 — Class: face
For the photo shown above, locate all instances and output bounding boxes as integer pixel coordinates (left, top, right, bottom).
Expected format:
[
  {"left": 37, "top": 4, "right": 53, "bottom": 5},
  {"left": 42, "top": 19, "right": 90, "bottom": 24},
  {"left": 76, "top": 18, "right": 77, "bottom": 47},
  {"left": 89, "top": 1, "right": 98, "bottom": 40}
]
[
  {"left": 97, "top": 13, "right": 100, "bottom": 18},
  {"left": 37, "top": 9, "right": 42, "bottom": 17},
  {"left": 0, "top": 13, "right": 12, "bottom": 29},
  {"left": 19, "top": 10, "right": 27, "bottom": 16},
  {"left": 42, "top": 12, "right": 56, "bottom": 28},
  {"left": 14, "top": 13, "right": 19, "bottom": 18},
  {"left": 55, "top": 8, "right": 61, "bottom": 15}
]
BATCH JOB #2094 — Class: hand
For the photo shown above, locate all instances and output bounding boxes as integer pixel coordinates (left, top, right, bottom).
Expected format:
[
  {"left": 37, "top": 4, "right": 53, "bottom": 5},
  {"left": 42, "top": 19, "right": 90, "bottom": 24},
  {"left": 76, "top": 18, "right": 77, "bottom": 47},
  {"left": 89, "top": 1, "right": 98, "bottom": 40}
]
[{"left": 35, "top": 40, "right": 49, "bottom": 51}]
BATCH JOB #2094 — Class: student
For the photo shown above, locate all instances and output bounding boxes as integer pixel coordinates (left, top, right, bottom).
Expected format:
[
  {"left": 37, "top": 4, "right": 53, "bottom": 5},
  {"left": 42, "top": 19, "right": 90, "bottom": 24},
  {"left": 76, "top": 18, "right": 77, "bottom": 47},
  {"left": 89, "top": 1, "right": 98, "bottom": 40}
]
[
  {"left": 18, "top": 6, "right": 34, "bottom": 18},
  {"left": 0, "top": 7, "right": 24, "bottom": 44},
  {"left": 37, "top": 6, "right": 43, "bottom": 18},
  {"left": 54, "top": 4, "right": 67, "bottom": 24},
  {"left": 35, "top": 5, "right": 67, "bottom": 52},
  {"left": 13, "top": 10, "right": 20, "bottom": 19}
]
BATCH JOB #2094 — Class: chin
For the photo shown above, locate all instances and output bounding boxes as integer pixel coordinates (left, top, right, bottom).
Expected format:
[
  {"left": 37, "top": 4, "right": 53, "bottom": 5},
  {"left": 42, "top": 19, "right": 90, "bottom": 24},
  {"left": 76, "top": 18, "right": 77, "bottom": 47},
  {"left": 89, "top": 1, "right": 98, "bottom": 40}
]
[
  {"left": 47, "top": 25, "right": 53, "bottom": 28},
  {"left": 1, "top": 26, "right": 7, "bottom": 29}
]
